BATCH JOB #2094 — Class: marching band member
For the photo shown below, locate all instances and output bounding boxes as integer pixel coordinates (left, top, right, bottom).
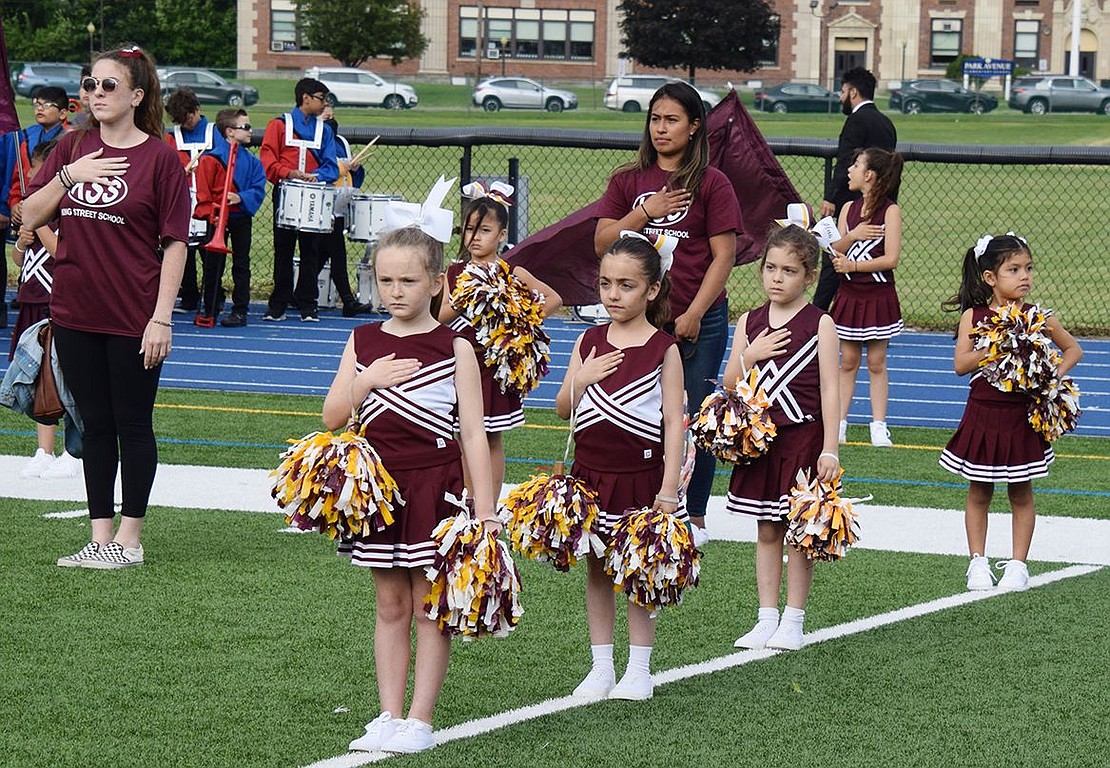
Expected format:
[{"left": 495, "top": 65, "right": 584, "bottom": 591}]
[
  {"left": 194, "top": 108, "right": 267, "bottom": 328},
  {"left": 165, "top": 87, "right": 224, "bottom": 314},
  {"left": 260, "top": 77, "right": 339, "bottom": 323}
]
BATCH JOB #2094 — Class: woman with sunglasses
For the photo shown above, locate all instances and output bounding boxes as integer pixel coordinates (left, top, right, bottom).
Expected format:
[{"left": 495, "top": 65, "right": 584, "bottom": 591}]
[
  {"left": 22, "top": 45, "right": 192, "bottom": 569},
  {"left": 595, "top": 82, "right": 740, "bottom": 545}
]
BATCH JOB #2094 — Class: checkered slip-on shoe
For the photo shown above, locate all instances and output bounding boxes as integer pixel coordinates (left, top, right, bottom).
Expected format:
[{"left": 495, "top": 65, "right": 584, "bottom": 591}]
[{"left": 81, "top": 541, "right": 145, "bottom": 570}]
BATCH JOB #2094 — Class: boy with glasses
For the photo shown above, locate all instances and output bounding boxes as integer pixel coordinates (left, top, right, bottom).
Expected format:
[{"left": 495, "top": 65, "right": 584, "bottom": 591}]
[{"left": 193, "top": 109, "right": 267, "bottom": 327}]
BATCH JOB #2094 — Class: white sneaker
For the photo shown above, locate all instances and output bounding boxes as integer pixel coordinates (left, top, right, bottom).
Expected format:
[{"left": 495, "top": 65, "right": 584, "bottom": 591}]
[
  {"left": 690, "top": 524, "right": 710, "bottom": 548},
  {"left": 838, "top": 420, "right": 848, "bottom": 444},
  {"left": 20, "top": 448, "right": 55, "bottom": 479},
  {"left": 608, "top": 670, "right": 653, "bottom": 701},
  {"left": 348, "top": 711, "right": 400, "bottom": 752},
  {"left": 965, "top": 555, "right": 995, "bottom": 591},
  {"left": 765, "top": 621, "right": 804, "bottom": 651},
  {"left": 996, "top": 560, "right": 1029, "bottom": 592},
  {"left": 869, "top": 420, "right": 893, "bottom": 447},
  {"left": 734, "top": 620, "right": 780, "bottom": 649},
  {"left": 57, "top": 541, "right": 101, "bottom": 568},
  {"left": 572, "top": 666, "right": 615, "bottom": 699},
  {"left": 381, "top": 718, "right": 434, "bottom": 754},
  {"left": 81, "top": 541, "right": 145, "bottom": 569},
  {"left": 41, "top": 451, "right": 82, "bottom": 479}
]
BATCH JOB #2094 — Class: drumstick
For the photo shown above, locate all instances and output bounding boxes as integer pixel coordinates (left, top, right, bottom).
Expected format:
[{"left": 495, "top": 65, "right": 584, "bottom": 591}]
[
  {"left": 349, "top": 135, "right": 380, "bottom": 165},
  {"left": 185, "top": 153, "right": 202, "bottom": 174}
]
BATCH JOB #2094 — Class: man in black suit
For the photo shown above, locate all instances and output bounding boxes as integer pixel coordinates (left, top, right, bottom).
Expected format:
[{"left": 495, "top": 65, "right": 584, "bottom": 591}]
[{"left": 814, "top": 67, "right": 897, "bottom": 310}]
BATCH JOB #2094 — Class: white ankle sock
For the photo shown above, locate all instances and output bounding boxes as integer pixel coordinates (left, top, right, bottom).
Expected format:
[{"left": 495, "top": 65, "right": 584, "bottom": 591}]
[
  {"left": 757, "top": 606, "right": 780, "bottom": 623},
  {"left": 626, "top": 644, "right": 652, "bottom": 676},
  {"left": 590, "top": 643, "right": 615, "bottom": 674},
  {"left": 781, "top": 605, "right": 805, "bottom": 628}
]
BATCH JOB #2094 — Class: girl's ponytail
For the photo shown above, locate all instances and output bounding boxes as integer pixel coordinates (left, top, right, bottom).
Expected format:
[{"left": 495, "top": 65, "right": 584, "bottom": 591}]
[{"left": 943, "top": 247, "right": 991, "bottom": 316}]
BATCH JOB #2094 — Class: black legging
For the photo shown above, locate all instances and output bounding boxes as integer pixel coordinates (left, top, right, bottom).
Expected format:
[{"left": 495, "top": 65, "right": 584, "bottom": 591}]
[{"left": 53, "top": 326, "right": 162, "bottom": 520}]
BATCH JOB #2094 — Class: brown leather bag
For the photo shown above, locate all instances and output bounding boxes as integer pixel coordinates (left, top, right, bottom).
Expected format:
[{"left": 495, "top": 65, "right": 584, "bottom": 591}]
[{"left": 33, "top": 322, "right": 65, "bottom": 420}]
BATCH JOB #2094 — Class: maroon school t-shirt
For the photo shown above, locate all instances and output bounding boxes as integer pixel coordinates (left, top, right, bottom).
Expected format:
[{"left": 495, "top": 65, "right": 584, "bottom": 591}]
[
  {"left": 28, "top": 130, "right": 191, "bottom": 337},
  {"left": 596, "top": 164, "right": 740, "bottom": 317}
]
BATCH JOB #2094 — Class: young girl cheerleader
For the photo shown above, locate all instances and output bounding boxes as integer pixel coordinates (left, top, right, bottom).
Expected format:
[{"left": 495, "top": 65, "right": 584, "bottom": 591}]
[
  {"left": 726, "top": 224, "right": 841, "bottom": 651},
  {"left": 829, "top": 148, "right": 903, "bottom": 448},
  {"left": 939, "top": 233, "right": 1082, "bottom": 592},
  {"left": 324, "top": 224, "right": 499, "bottom": 755},
  {"left": 438, "top": 182, "right": 562, "bottom": 493},
  {"left": 555, "top": 233, "right": 686, "bottom": 701}
]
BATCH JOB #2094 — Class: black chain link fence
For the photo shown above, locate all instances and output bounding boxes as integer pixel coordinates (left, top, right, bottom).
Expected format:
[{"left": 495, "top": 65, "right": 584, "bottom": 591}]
[{"left": 242, "top": 127, "right": 1110, "bottom": 335}]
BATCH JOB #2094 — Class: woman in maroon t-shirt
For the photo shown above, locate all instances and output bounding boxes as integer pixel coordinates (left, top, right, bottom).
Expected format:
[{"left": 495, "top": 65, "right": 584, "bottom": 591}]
[
  {"left": 595, "top": 82, "right": 740, "bottom": 540},
  {"left": 23, "top": 45, "right": 191, "bottom": 570}
]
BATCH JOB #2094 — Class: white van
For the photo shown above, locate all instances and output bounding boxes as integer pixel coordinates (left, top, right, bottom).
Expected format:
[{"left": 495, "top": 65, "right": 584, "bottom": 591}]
[{"left": 604, "top": 75, "right": 721, "bottom": 113}]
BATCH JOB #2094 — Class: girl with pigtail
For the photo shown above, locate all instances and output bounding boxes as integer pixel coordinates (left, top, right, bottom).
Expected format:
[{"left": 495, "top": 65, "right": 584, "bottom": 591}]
[
  {"left": 829, "top": 147, "right": 904, "bottom": 447},
  {"left": 940, "top": 233, "right": 1082, "bottom": 593},
  {"left": 555, "top": 232, "right": 686, "bottom": 702},
  {"left": 439, "top": 182, "right": 562, "bottom": 494}
]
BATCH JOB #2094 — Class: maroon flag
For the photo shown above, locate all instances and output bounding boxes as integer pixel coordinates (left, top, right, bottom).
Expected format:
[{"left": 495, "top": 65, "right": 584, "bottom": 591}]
[
  {"left": 0, "top": 19, "right": 20, "bottom": 135},
  {"left": 509, "top": 89, "right": 801, "bottom": 305}
]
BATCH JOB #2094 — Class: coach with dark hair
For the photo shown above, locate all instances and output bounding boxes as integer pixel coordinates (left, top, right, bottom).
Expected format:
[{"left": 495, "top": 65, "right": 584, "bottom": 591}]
[{"left": 814, "top": 66, "right": 897, "bottom": 310}]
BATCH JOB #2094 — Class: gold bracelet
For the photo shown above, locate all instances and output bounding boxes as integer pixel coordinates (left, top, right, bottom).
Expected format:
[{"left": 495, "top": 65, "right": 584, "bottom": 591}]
[{"left": 150, "top": 318, "right": 173, "bottom": 327}]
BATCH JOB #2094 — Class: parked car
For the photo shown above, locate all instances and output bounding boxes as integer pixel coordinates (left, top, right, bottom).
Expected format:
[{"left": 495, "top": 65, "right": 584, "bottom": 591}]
[
  {"left": 13, "top": 62, "right": 83, "bottom": 99},
  {"left": 888, "top": 79, "right": 997, "bottom": 114},
  {"left": 755, "top": 83, "right": 840, "bottom": 113},
  {"left": 471, "top": 77, "right": 577, "bottom": 112},
  {"left": 603, "top": 75, "right": 720, "bottom": 113},
  {"left": 1008, "top": 75, "right": 1110, "bottom": 115},
  {"left": 304, "top": 67, "right": 417, "bottom": 109},
  {"left": 159, "top": 68, "right": 259, "bottom": 106}
]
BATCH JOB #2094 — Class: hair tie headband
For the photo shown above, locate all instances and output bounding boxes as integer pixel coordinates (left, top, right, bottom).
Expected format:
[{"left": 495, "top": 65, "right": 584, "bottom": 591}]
[
  {"left": 619, "top": 229, "right": 678, "bottom": 275},
  {"left": 775, "top": 202, "right": 838, "bottom": 249},
  {"left": 461, "top": 180, "right": 514, "bottom": 208},
  {"left": 973, "top": 231, "right": 1029, "bottom": 263},
  {"left": 383, "top": 174, "right": 457, "bottom": 243},
  {"left": 119, "top": 46, "right": 143, "bottom": 58}
]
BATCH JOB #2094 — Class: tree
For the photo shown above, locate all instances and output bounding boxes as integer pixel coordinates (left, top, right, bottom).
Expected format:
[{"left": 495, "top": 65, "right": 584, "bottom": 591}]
[
  {"left": 618, "top": 0, "right": 779, "bottom": 84},
  {"left": 296, "top": 0, "right": 427, "bottom": 68}
]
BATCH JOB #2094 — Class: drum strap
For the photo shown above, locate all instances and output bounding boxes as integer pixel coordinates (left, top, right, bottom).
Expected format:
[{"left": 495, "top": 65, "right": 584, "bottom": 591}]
[
  {"left": 283, "top": 113, "right": 324, "bottom": 173},
  {"left": 173, "top": 123, "right": 215, "bottom": 204}
]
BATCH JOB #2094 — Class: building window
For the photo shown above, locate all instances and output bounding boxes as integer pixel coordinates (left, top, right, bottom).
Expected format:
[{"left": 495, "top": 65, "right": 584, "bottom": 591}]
[
  {"left": 458, "top": 6, "right": 595, "bottom": 61},
  {"left": 760, "top": 14, "right": 781, "bottom": 67},
  {"left": 270, "top": 1, "right": 303, "bottom": 51},
  {"left": 930, "top": 18, "right": 962, "bottom": 67},
  {"left": 1014, "top": 19, "right": 1039, "bottom": 67}
]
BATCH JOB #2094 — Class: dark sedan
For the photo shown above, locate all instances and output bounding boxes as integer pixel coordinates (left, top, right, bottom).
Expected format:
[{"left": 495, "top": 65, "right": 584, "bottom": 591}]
[
  {"left": 889, "top": 79, "right": 997, "bottom": 114},
  {"left": 755, "top": 83, "right": 840, "bottom": 113},
  {"left": 159, "top": 68, "right": 259, "bottom": 107}
]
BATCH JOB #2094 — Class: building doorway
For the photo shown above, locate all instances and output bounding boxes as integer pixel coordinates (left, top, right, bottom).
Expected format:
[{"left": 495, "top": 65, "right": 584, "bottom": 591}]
[
  {"left": 834, "top": 42, "right": 867, "bottom": 88},
  {"left": 1064, "top": 51, "right": 1096, "bottom": 80}
]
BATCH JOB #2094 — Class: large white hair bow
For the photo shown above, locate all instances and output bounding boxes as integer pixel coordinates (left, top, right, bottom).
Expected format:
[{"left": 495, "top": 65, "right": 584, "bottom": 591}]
[
  {"left": 775, "top": 202, "right": 839, "bottom": 249},
  {"left": 619, "top": 229, "right": 678, "bottom": 274},
  {"left": 382, "top": 175, "right": 457, "bottom": 243},
  {"left": 461, "top": 179, "right": 514, "bottom": 207},
  {"left": 973, "top": 231, "right": 1028, "bottom": 262}
]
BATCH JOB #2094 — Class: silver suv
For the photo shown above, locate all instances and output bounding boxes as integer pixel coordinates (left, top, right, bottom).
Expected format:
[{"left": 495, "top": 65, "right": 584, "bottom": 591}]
[
  {"left": 1008, "top": 76, "right": 1110, "bottom": 115},
  {"left": 304, "top": 67, "right": 417, "bottom": 109},
  {"left": 604, "top": 75, "right": 720, "bottom": 113}
]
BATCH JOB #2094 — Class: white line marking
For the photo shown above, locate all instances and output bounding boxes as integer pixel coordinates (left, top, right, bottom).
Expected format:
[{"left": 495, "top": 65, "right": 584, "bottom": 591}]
[
  {"left": 300, "top": 563, "right": 1101, "bottom": 767},
  {"left": 42, "top": 509, "right": 89, "bottom": 519}
]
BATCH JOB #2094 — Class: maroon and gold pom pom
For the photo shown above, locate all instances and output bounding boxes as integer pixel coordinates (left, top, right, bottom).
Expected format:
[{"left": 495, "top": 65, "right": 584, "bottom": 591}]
[
  {"left": 450, "top": 259, "right": 551, "bottom": 395},
  {"left": 1029, "top": 376, "right": 1081, "bottom": 442},
  {"left": 603, "top": 508, "right": 701, "bottom": 617},
  {"left": 786, "top": 467, "right": 861, "bottom": 561},
  {"left": 692, "top": 368, "right": 777, "bottom": 464},
  {"left": 424, "top": 509, "right": 523, "bottom": 639},
  {"left": 271, "top": 426, "right": 403, "bottom": 539},
  {"left": 500, "top": 461, "right": 605, "bottom": 572}
]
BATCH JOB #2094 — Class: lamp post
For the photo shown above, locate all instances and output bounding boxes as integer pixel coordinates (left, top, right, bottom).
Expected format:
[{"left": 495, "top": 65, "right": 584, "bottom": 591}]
[
  {"left": 87, "top": 22, "right": 96, "bottom": 59},
  {"left": 810, "top": 0, "right": 838, "bottom": 90},
  {"left": 500, "top": 36, "right": 508, "bottom": 77}
]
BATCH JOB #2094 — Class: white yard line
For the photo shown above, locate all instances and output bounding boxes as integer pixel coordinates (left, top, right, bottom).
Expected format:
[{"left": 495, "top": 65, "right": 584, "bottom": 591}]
[{"left": 300, "top": 563, "right": 1101, "bottom": 768}]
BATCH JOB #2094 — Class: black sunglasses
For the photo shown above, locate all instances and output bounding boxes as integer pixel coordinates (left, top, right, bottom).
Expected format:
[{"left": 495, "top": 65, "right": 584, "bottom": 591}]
[
  {"left": 81, "top": 76, "right": 124, "bottom": 94},
  {"left": 232, "top": 124, "right": 251, "bottom": 131}
]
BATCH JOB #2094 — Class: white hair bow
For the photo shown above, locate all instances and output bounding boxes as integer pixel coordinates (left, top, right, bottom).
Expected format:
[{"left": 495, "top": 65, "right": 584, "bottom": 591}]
[
  {"left": 973, "top": 234, "right": 994, "bottom": 259},
  {"left": 382, "top": 175, "right": 457, "bottom": 243},
  {"left": 775, "top": 202, "right": 838, "bottom": 249},
  {"left": 461, "top": 180, "right": 514, "bottom": 207},
  {"left": 619, "top": 229, "right": 678, "bottom": 274}
]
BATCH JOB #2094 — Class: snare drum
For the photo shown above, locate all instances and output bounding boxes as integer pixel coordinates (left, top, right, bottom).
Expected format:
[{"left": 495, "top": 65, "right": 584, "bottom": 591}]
[
  {"left": 276, "top": 180, "right": 336, "bottom": 233},
  {"left": 347, "top": 194, "right": 403, "bottom": 242},
  {"left": 188, "top": 217, "right": 208, "bottom": 247}
]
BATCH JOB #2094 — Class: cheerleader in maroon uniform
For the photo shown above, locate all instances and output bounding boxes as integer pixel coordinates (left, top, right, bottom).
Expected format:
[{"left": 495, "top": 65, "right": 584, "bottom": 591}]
[
  {"left": 439, "top": 182, "right": 562, "bottom": 494},
  {"left": 939, "top": 234, "right": 1081, "bottom": 592},
  {"left": 323, "top": 225, "right": 499, "bottom": 755},
  {"left": 725, "top": 225, "right": 841, "bottom": 651},
  {"left": 555, "top": 233, "right": 685, "bottom": 702},
  {"left": 829, "top": 148, "right": 903, "bottom": 447}
]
